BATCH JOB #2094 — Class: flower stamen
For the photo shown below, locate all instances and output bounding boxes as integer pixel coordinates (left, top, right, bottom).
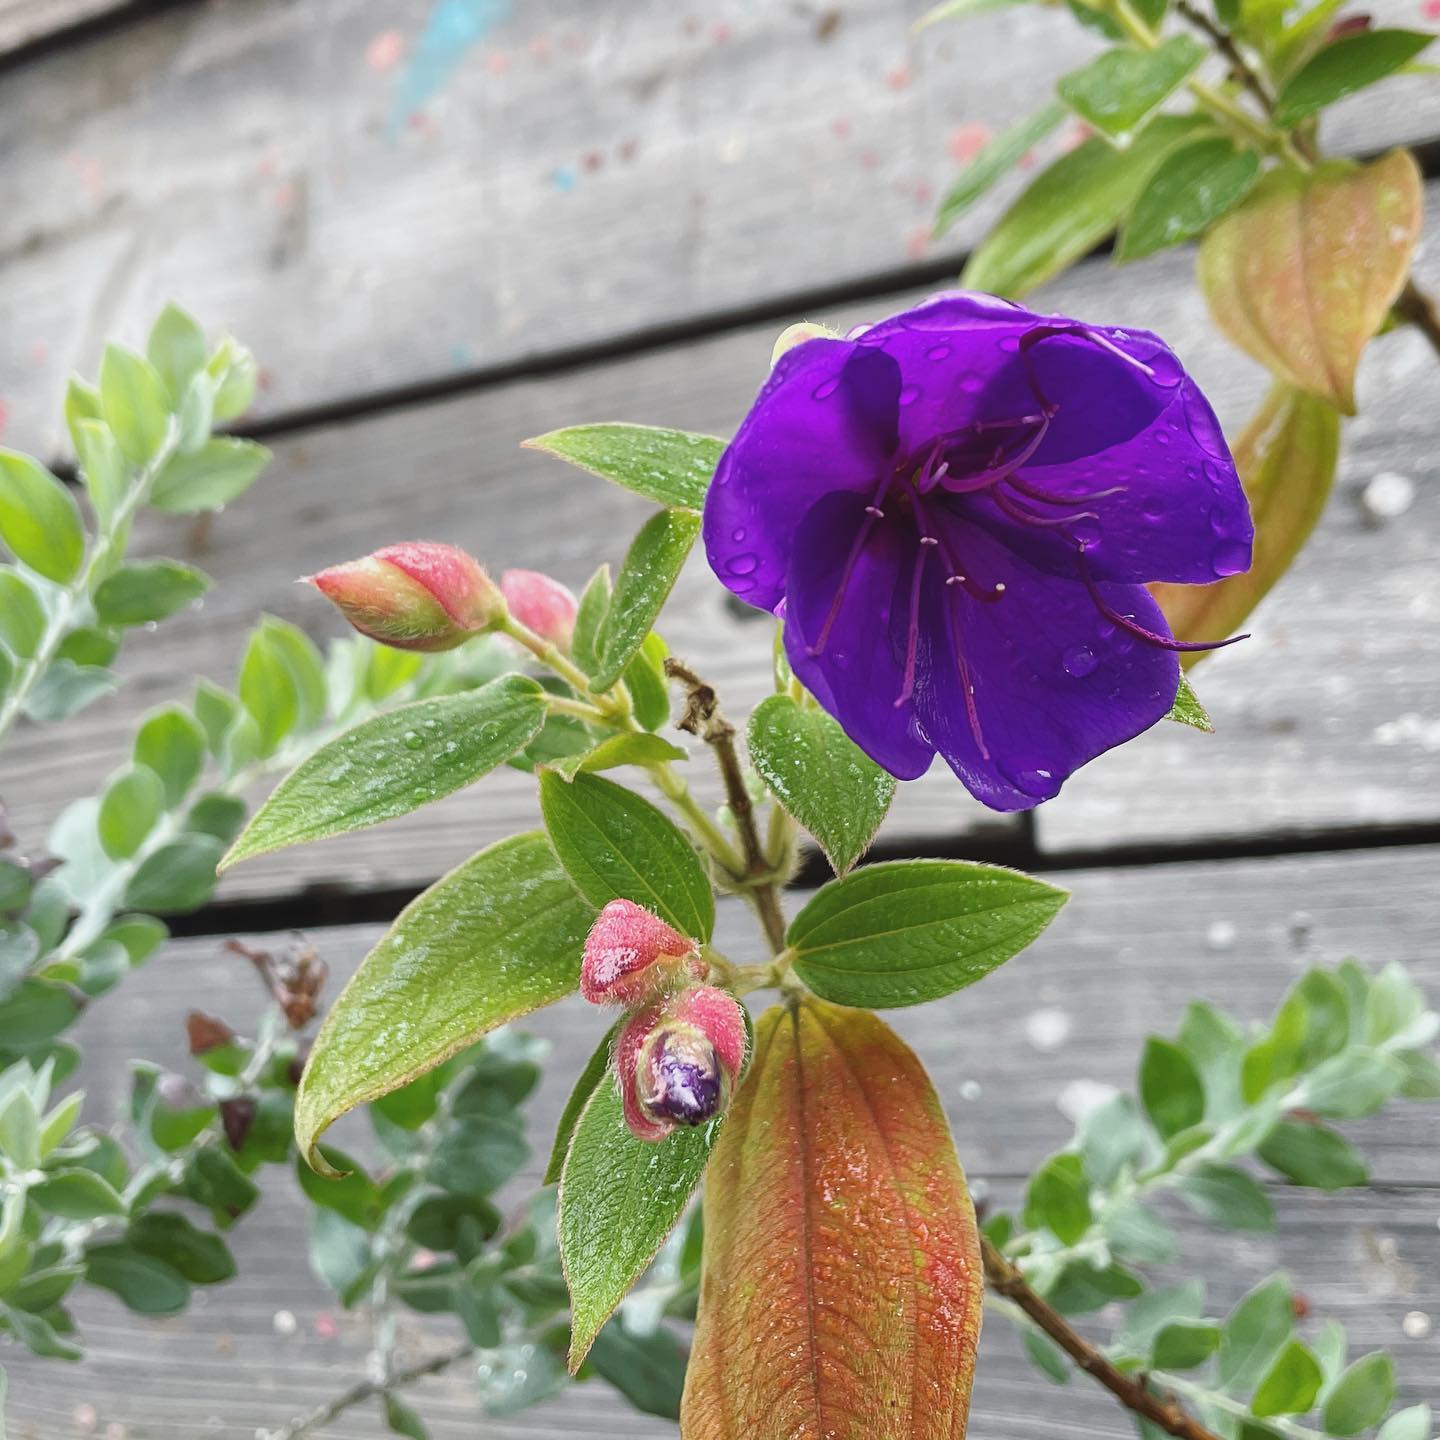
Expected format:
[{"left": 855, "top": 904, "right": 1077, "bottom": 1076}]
[{"left": 1076, "top": 551, "right": 1247, "bottom": 654}]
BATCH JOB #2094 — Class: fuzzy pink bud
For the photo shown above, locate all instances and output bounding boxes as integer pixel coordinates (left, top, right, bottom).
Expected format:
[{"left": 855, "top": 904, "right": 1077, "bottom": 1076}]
[
  {"left": 305, "top": 541, "right": 502, "bottom": 652},
  {"left": 615, "top": 985, "right": 746, "bottom": 1143},
  {"left": 581, "top": 899, "right": 701, "bottom": 1006},
  {"left": 500, "top": 569, "right": 579, "bottom": 649}
]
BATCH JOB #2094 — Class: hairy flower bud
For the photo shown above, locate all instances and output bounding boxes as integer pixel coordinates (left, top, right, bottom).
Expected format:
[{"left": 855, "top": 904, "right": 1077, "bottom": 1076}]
[
  {"left": 616, "top": 985, "right": 746, "bottom": 1143},
  {"left": 770, "top": 320, "right": 841, "bottom": 368},
  {"left": 305, "top": 541, "right": 502, "bottom": 652},
  {"left": 580, "top": 898, "right": 701, "bottom": 1006},
  {"left": 500, "top": 568, "right": 579, "bottom": 649}
]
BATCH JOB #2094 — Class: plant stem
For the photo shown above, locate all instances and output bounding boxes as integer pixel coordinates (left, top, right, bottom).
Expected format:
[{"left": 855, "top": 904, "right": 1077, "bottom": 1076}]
[
  {"left": 980, "top": 1236, "right": 1224, "bottom": 1440},
  {"left": 0, "top": 422, "right": 180, "bottom": 749},
  {"left": 258, "top": 1340, "right": 475, "bottom": 1440},
  {"left": 1394, "top": 277, "right": 1440, "bottom": 362},
  {"left": 664, "top": 658, "right": 789, "bottom": 954},
  {"left": 1156, "top": 1370, "right": 1329, "bottom": 1440}
]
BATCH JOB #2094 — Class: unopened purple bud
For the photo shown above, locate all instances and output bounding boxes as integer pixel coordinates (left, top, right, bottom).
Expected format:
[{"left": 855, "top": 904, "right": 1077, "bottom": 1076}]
[{"left": 645, "top": 1033, "right": 723, "bottom": 1126}]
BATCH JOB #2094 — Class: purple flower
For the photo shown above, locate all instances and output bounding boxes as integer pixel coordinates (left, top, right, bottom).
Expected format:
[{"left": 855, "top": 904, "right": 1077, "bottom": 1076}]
[{"left": 704, "top": 293, "right": 1253, "bottom": 811}]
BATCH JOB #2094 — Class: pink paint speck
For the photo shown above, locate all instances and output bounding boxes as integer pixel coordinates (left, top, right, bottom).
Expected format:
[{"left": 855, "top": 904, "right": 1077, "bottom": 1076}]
[
  {"left": 30, "top": 339, "right": 48, "bottom": 366},
  {"left": 0, "top": 399, "right": 9, "bottom": 440},
  {"left": 313, "top": 1313, "right": 339, "bottom": 1340},
  {"left": 272, "top": 181, "right": 298, "bottom": 212},
  {"left": 1018, "top": 149, "right": 1038, "bottom": 169},
  {"left": 712, "top": 21, "right": 733, "bottom": 42},
  {"left": 684, "top": 16, "right": 702, "bottom": 37},
  {"left": 64, "top": 153, "right": 105, "bottom": 199},
  {"left": 618, "top": 138, "right": 639, "bottom": 162},
  {"left": 948, "top": 124, "right": 992, "bottom": 164},
  {"left": 486, "top": 50, "right": 511, "bottom": 74},
  {"left": 913, "top": 180, "right": 934, "bottom": 204},
  {"left": 831, "top": 117, "right": 851, "bottom": 140},
  {"left": 257, "top": 368, "right": 273, "bottom": 394},
  {"left": 1421, "top": 0, "right": 1440, "bottom": 18},
  {"left": 885, "top": 64, "right": 912, "bottom": 91},
  {"left": 905, "top": 226, "right": 930, "bottom": 260},
  {"left": 256, "top": 151, "right": 277, "bottom": 179},
  {"left": 1062, "top": 119, "right": 1093, "bottom": 152},
  {"left": 366, "top": 29, "right": 405, "bottom": 73},
  {"left": 73, "top": 1404, "right": 98, "bottom": 1433},
  {"left": 529, "top": 35, "right": 553, "bottom": 62},
  {"left": 859, "top": 149, "right": 881, "bottom": 170},
  {"left": 582, "top": 150, "right": 604, "bottom": 172}
]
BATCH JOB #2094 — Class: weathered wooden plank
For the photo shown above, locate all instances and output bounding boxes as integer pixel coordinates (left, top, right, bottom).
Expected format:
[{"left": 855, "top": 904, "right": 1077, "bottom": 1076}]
[
  {"left": 5, "top": 203, "right": 1439, "bottom": 894},
  {"left": 1, "top": 0, "right": 1436, "bottom": 456},
  {"left": 0, "top": 0, "right": 129, "bottom": 57},
  {"left": 4, "top": 847, "right": 1437, "bottom": 1435}
]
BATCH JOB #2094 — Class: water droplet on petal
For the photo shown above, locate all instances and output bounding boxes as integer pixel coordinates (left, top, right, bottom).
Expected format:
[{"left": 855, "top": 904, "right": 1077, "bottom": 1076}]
[
  {"left": 1146, "top": 349, "right": 1184, "bottom": 387},
  {"left": 959, "top": 372, "right": 985, "bottom": 393},
  {"left": 1142, "top": 502, "right": 1165, "bottom": 523},
  {"left": 926, "top": 343, "right": 952, "bottom": 362},
  {"left": 727, "top": 552, "right": 759, "bottom": 576},
  {"left": 898, "top": 384, "right": 921, "bottom": 406},
  {"left": 1063, "top": 645, "right": 1097, "bottom": 678},
  {"left": 731, "top": 527, "right": 746, "bottom": 542},
  {"left": 812, "top": 378, "right": 840, "bottom": 401},
  {"left": 999, "top": 335, "right": 1020, "bottom": 353},
  {"left": 1185, "top": 389, "right": 1228, "bottom": 459}
]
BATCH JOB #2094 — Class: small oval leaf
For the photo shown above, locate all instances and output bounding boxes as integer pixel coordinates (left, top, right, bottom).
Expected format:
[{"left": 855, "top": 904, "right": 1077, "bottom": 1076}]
[
  {"left": 523, "top": 424, "right": 723, "bottom": 511},
  {"left": 0, "top": 451, "right": 87, "bottom": 584},
  {"left": 680, "top": 1001, "right": 983, "bottom": 1440}
]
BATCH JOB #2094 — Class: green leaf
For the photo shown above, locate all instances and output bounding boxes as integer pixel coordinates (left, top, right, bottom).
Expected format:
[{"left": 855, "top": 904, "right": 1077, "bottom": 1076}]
[
  {"left": 539, "top": 770, "right": 713, "bottom": 941},
  {"left": 183, "top": 1145, "right": 260, "bottom": 1223},
  {"left": 0, "top": 982, "right": 77, "bottom": 1046},
  {"left": 545, "top": 733, "right": 687, "bottom": 782},
  {"left": 5, "top": 1305, "right": 82, "bottom": 1361},
  {"left": 128, "top": 1212, "right": 235, "bottom": 1284},
  {"left": 149, "top": 437, "right": 270, "bottom": 514},
  {"left": 587, "top": 1321, "right": 689, "bottom": 1419},
  {"left": 93, "top": 559, "right": 210, "bottom": 626},
  {"left": 571, "top": 564, "right": 612, "bottom": 675},
  {"left": 543, "top": 1022, "right": 621, "bottom": 1185},
  {"left": 934, "top": 102, "right": 1067, "bottom": 238},
  {"left": 1301, "top": 1046, "right": 1406, "bottom": 1118},
  {"left": 134, "top": 705, "right": 207, "bottom": 808},
  {"left": 71, "top": 417, "right": 126, "bottom": 529},
  {"left": 962, "top": 115, "right": 1210, "bottom": 297},
  {"left": 383, "top": 1392, "right": 430, "bottom": 1440},
  {"left": 1323, "top": 1353, "right": 1395, "bottom": 1436},
  {"left": 1118, "top": 137, "right": 1261, "bottom": 262},
  {"left": 1058, "top": 36, "right": 1206, "bottom": 141},
  {"left": 1103, "top": 1197, "right": 1176, "bottom": 1264},
  {"left": 123, "top": 835, "right": 224, "bottom": 912},
  {"left": 429, "top": 1116, "right": 529, "bottom": 1197},
  {"left": 185, "top": 792, "right": 246, "bottom": 843},
  {"left": 193, "top": 679, "right": 240, "bottom": 755},
  {"left": 747, "top": 695, "right": 895, "bottom": 874},
  {"left": 1259, "top": 1119, "right": 1367, "bottom": 1189},
  {"left": 0, "top": 451, "right": 86, "bottom": 584},
  {"left": 1218, "top": 1273, "right": 1294, "bottom": 1393},
  {"left": 559, "top": 1075, "right": 721, "bottom": 1370},
  {"left": 208, "top": 339, "right": 259, "bottom": 422},
  {"left": 915, "top": 0, "right": 1028, "bottom": 26},
  {"left": 146, "top": 303, "right": 208, "bottom": 405},
  {"left": 1377, "top": 1405, "right": 1432, "bottom": 1440},
  {"left": 30, "top": 1169, "right": 127, "bottom": 1220},
  {"left": 295, "top": 833, "right": 592, "bottom": 1170},
  {"left": 1024, "top": 1152, "right": 1092, "bottom": 1244},
  {"left": 0, "top": 1092, "right": 39, "bottom": 1168},
  {"left": 0, "top": 572, "right": 45, "bottom": 658},
  {"left": 237, "top": 624, "right": 299, "bottom": 757},
  {"left": 1021, "top": 1328, "right": 1071, "bottom": 1384},
  {"left": 97, "top": 764, "right": 166, "bottom": 860},
  {"left": 1116, "top": 1280, "right": 1206, "bottom": 1356},
  {"left": 1253, "top": 1339, "right": 1323, "bottom": 1416},
  {"left": 85, "top": 1242, "right": 190, "bottom": 1315},
  {"left": 1174, "top": 1163, "right": 1275, "bottom": 1231},
  {"left": 224, "top": 676, "right": 547, "bottom": 867},
  {"left": 787, "top": 860, "right": 1067, "bottom": 1009},
  {"left": 99, "top": 344, "right": 171, "bottom": 465},
  {"left": 523, "top": 424, "right": 722, "bottom": 511},
  {"left": 623, "top": 631, "right": 672, "bottom": 732},
  {"left": 1274, "top": 30, "right": 1434, "bottom": 125},
  {"left": 261, "top": 617, "right": 327, "bottom": 730},
  {"left": 24, "top": 660, "right": 117, "bottom": 722},
  {"left": 1153, "top": 1319, "right": 1222, "bottom": 1370},
  {"left": 1078, "top": 1094, "right": 1150, "bottom": 1186},
  {"left": 591, "top": 509, "right": 700, "bottom": 690},
  {"left": 1139, "top": 1036, "right": 1205, "bottom": 1139}
]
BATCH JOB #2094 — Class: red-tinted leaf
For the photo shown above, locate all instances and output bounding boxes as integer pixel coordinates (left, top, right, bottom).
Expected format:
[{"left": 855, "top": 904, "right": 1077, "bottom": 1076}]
[
  {"left": 1197, "top": 150, "right": 1422, "bottom": 413},
  {"left": 681, "top": 1000, "right": 982, "bottom": 1440}
]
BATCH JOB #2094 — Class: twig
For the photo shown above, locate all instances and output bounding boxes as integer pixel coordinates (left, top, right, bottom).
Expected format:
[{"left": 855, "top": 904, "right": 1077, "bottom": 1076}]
[
  {"left": 260, "top": 1341, "right": 474, "bottom": 1440},
  {"left": 1394, "top": 277, "right": 1440, "bottom": 362},
  {"left": 980, "top": 1237, "right": 1224, "bottom": 1440},
  {"left": 664, "top": 657, "right": 788, "bottom": 953}
]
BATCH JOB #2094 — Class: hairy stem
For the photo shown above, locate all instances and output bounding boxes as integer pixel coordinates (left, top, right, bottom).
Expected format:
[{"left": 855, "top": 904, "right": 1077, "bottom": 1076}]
[
  {"left": 259, "top": 1341, "right": 475, "bottom": 1440},
  {"left": 664, "top": 658, "right": 789, "bottom": 954},
  {"left": 981, "top": 1236, "right": 1224, "bottom": 1440}
]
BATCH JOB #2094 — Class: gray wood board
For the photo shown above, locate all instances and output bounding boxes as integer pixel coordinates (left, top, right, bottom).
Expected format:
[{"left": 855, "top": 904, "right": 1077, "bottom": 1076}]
[
  {"left": 1, "top": 0, "right": 1436, "bottom": 456},
  {"left": 0, "top": 0, "right": 127, "bottom": 57},
  {"left": 4, "top": 215, "right": 1440, "bottom": 895},
  {"left": 4, "top": 846, "right": 1439, "bottom": 1435}
]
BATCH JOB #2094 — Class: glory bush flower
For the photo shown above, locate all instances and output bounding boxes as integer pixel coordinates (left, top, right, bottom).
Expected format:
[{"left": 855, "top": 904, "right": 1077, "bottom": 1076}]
[
  {"left": 704, "top": 292, "right": 1254, "bottom": 811},
  {"left": 580, "top": 898, "right": 702, "bottom": 1006},
  {"left": 500, "top": 568, "right": 578, "bottom": 649}
]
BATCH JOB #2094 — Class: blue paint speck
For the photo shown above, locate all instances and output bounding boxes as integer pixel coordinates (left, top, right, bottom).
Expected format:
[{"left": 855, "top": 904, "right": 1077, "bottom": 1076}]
[
  {"left": 550, "top": 165, "right": 577, "bottom": 194},
  {"left": 391, "top": 0, "right": 510, "bottom": 130}
]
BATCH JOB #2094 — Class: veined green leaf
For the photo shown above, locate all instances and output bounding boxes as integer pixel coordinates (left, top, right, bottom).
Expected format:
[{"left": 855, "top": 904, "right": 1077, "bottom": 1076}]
[
  {"left": 544, "top": 732, "right": 687, "bottom": 781},
  {"left": 786, "top": 859, "right": 1067, "bottom": 1008},
  {"left": 1323, "top": 1352, "right": 1396, "bottom": 1436},
  {"left": 523, "top": 424, "right": 723, "bottom": 512},
  {"left": 1167, "top": 674, "right": 1213, "bottom": 731},
  {"left": 1253, "top": 1339, "right": 1323, "bottom": 1417},
  {"left": 224, "top": 675, "right": 547, "bottom": 867},
  {"left": 99, "top": 345, "right": 171, "bottom": 466},
  {"left": 1057, "top": 36, "right": 1206, "bottom": 141},
  {"left": 1274, "top": 29, "right": 1434, "bottom": 125},
  {"left": 93, "top": 559, "right": 210, "bottom": 627},
  {"left": 934, "top": 102, "right": 1066, "bottom": 238},
  {"left": 1118, "top": 137, "right": 1261, "bottom": 262},
  {"left": 543, "top": 1020, "right": 622, "bottom": 1185},
  {"left": 295, "top": 833, "right": 593, "bottom": 1171},
  {"left": 146, "top": 304, "right": 208, "bottom": 406},
  {"left": 1217, "top": 1273, "right": 1293, "bottom": 1392},
  {"left": 0, "top": 451, "right": 86, "bottom": 584}
]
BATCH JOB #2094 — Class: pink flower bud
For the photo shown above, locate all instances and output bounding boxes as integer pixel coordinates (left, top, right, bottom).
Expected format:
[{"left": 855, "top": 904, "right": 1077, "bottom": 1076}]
[
  {"left": 615, "top": 985, "right": 746, "bottom": 1143},
  {"left": 305, "top": 542, "right": 502, "bottom": 652},
  {"left": 580, "top": 899, "right": 701, "bottom": 1006},
  {"left": 500, "top": 569, "right": 579, "bottom": 649}
]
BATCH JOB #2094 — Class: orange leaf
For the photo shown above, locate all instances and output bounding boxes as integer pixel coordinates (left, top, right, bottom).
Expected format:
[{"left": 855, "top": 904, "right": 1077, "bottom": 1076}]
[
  {"left": 1153, "top": 381, "right": 1340, "bottom": 666},
  {"left": 1197, "top": 149, "right": 1422, "bottom": 413},
  {"left": 681, "top": 1000, "right": 982, "bottom": 1440}
]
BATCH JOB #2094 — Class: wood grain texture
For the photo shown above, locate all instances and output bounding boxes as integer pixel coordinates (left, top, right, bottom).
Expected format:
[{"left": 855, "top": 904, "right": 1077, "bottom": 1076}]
[
  {"left": 0, "top": 0, "right": 128, "bottom": 57},
  {"left": 4, "top": 204, "right": 1439, "bottom": 892},
  {"left": 0, "top": 0, "right": 1436, "bottom": 456},
  {"left": 3, "top": 846, "right": 1437, "bottom": 1434}
]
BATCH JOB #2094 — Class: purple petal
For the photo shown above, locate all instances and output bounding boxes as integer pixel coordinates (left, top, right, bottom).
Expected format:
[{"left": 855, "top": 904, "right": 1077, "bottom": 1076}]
[
  {"left": 961, "top": 376, "right": 1253, "bottom": 585},
  {"left": 782, "top": 491, "right": 935, "bottom": 781},
  {"left": 918, "top": 510, "right": 1179, "bottom": 810},
  {"left": 704, "top": 344, "right": 901, "bottom": 613}
]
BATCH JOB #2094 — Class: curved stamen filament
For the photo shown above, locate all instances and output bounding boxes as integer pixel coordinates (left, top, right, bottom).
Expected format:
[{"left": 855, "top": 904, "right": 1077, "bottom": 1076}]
[
  {"left": 809, "top": 476, "right": 893, "bottom": 657},
  {"left": 994, "top": 491, "right": 1099, "bottom": 530},
  {"left": 1076, "top": 552, "right": 1246, "bottom": 654},
  {"left": 1008, "top": 475, "right": 1127, "bottom": 507}
]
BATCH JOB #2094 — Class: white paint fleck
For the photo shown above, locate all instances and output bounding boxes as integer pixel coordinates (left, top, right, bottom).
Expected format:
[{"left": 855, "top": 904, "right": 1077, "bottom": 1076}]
[
  {"left": 1362, "top": 470, "right": 1416, "bottom": 520},
  {"left": 1206, "top": 920, "right": 1236, "bottom": 951},
  {"left": 1024, "top": 1007, "right": 1072, "bottom": 1052},
  {"left": 959, "top": 1079, "right": 983, "bottom": 1102},
  {"left": 1402, "top": 1310, "right": 1432, "bottom": 1339},
  {"left": 1058, "top": 1078, "right": 1118, "bottom": 1124},
  {"left": 1373, "top": 713, "right": 1440, "bottom": 751},
  {"left": 271, "top": 1308, "right": 297, "bottom": 1336}
]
